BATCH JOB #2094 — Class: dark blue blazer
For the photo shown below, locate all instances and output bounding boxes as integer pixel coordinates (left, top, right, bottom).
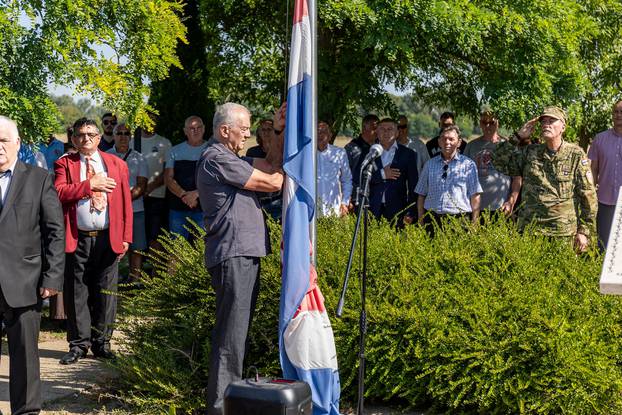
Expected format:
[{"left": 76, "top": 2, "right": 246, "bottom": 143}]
[{"left": 368, "top": 144, "right": 418, "bottom": 222}]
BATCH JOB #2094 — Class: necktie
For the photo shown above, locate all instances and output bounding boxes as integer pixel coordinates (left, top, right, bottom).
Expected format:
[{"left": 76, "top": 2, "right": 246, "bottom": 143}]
[{"left": 85, "top": 157, "right": 106, "bottom": 212}]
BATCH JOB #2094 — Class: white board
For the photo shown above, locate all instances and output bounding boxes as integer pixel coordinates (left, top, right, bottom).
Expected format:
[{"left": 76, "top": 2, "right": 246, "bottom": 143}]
[{"left": 600, "top": 189, "right": 622, "bottom": 294}]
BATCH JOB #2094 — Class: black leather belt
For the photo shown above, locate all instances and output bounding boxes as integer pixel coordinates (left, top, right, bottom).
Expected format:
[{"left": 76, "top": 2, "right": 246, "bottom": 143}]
[{"left": 78, "top": 229, "right": 108, "bottom": 237}]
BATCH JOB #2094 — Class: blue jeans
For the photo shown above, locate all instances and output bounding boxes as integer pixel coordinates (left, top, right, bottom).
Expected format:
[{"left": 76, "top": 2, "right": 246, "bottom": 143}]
[{"left": 169, "top": 210, "right": 204, "bottom": 240}]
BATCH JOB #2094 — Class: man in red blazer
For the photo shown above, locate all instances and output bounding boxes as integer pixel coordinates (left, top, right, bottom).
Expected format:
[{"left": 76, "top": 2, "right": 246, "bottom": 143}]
[{"left": 54, "top": 117, "right": 133, "bottom": 365}]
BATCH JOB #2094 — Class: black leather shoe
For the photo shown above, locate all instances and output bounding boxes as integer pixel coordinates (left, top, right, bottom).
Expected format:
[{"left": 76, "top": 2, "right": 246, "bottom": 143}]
[
  {"left": 59, "top": 348, "right": 85, "bottom": 365},
  {"left": 92, "top": 348, "right": 116, "bottom": 360}
]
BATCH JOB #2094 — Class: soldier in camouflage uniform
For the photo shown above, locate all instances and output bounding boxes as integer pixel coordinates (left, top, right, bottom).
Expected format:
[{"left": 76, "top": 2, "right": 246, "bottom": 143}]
[{"left": 493, "top": 106, "right": 597, "bottom": 251}]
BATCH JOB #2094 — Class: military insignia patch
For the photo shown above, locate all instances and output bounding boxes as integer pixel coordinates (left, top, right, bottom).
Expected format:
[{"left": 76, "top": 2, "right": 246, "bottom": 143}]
[
  {"left": 581, "top": 159, "right": 589, "bottom": 166},
  {"left": 586, "top": 170, "right": 594, "bottom": 185}
]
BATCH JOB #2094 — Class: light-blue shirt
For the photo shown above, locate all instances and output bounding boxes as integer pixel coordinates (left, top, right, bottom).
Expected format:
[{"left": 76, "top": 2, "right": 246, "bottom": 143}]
[
  {"left": 39, "top": 139, "right": 65, "bottom": 170},
  {"left": 415, "top": 153, "right": 482, "bottom": 214}
]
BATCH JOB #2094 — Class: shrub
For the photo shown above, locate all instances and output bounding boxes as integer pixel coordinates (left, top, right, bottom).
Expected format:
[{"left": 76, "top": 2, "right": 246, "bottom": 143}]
[{"left": 115, "top": 216, "right": 622, "bottom": 414}]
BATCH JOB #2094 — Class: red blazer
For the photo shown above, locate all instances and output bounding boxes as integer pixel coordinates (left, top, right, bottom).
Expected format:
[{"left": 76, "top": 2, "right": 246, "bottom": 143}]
[{"left": 54, "top": 151, "right": 133, "bottom": 254}]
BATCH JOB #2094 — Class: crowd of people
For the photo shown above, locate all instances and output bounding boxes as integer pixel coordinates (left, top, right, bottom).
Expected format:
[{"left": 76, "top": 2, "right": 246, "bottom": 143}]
[{"left": 0, "top": 98, "right": 620, "bottom": 413}]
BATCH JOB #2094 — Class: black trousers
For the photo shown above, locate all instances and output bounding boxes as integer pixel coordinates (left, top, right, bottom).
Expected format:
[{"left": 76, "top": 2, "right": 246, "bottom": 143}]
[
  {"left": 64, "top": 230, "right": 118, "bottom": 353},
  {"left": 0, "top": 292, "right": 41, "bottom": 415},
  {"left": 423, "top": 211, "right": 470, "bottom": 237},
  {"left": 206, "top": 256, "right": 260, "bottom": 415},
  {"left": 597, "top": 202, "right": 615, "bottom": 251},
  {"left": 144, "top": 195, "right": 168, "bottom": 244}
]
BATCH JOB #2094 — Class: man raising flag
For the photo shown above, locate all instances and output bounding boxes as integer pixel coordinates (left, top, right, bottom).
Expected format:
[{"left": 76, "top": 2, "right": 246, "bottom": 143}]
[{"left": 280, "top": 0, "right": 341, "bottom": 414}]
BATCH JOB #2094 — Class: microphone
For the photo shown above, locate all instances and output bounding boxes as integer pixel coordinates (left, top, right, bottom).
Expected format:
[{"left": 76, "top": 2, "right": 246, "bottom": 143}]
[{"left": 360, "top": 144, "right": 383, "bottom": 170}]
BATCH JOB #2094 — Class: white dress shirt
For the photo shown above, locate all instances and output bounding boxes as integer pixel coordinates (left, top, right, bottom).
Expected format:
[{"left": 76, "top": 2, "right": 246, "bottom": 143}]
[
  {"left": 0, "top": 158, "right": 18, "bottom": 206},
  {"left": 317, "top": 144, "right": 353, "bottom": 217},
  {"left": 76, "top": 151, "right": 109, "bottom": 231},
  {"left": 379, "top": 141, "right": 398, "bottom": 203}
]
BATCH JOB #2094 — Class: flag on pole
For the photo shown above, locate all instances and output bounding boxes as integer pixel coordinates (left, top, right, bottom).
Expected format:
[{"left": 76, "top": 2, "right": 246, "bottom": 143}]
[{"left": 280, "top": 0, "right": 341, "bottom": 414}]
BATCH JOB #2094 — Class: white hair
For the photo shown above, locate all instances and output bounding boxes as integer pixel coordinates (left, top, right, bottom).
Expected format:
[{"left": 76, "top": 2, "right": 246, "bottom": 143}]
[
  {"left": 0, "top": 116, "right": 20, "bottom": 142},
  {"left": 212, "top": 103, "right": 250, "bottom": 138}
]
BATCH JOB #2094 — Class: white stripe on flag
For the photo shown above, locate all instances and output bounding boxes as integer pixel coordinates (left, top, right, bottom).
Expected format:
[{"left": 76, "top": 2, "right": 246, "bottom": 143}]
[
  {"left": 287, "top": 15, "right": 312, "bottom": 88},
  {"left": 284, "top": 311, "right": 339, "bottom": 370}
]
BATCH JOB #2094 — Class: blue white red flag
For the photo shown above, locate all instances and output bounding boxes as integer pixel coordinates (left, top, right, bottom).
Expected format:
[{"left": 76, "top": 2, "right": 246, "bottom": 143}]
[{"left": 280, "top": 1, "right": 341, "bottom": 414}]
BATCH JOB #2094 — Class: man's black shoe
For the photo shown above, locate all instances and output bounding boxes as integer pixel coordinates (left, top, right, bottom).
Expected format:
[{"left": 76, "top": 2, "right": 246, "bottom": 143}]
[
  {"left": 92, "top": 348, "right": 116, "bottom": 360},
  {"left": 59, "top": 348, "right": 85, "bottom": 365}
]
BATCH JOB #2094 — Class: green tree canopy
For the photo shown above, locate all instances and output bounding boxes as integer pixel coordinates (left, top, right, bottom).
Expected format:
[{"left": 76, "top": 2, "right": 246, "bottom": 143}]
[
  {"left": 190, "top": 0, "right": 622, "bottom": 144},
  {"left": 0, "top": 1, "right": 186, "bottom": 142}
]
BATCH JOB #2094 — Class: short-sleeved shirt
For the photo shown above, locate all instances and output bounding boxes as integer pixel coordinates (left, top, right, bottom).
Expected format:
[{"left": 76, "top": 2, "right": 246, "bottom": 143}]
[
  {"left": 165, "top": 140, "right": 209, "bottom": 168},
  {"left": 415, "top": 153, "right": 482, "bottom": 214},
  {"left": 197, "top": 139, "right": 270, "bottom": 268},
  {"left": 587, "top": 128, "right": 622, "bottom": 205},
  {"left": 130, "top": 134, "right": 171, "bottom": 198},
  {"left": 107, "top": 148, "right": 149, "bottom": 212},
  {"left": 464, "top": 136, "right": 511, "bottom": 210}
]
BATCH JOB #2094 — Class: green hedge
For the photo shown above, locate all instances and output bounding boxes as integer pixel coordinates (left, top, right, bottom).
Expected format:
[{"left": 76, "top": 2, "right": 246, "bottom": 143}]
[{"left": 115, "top": 217, "right": 622, "bottom": 414}]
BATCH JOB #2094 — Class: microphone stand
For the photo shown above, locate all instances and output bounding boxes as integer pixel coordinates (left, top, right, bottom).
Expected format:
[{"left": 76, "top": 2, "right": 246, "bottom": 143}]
[{"left": 336, "top": 161, "right": 373, "bottom": 415}]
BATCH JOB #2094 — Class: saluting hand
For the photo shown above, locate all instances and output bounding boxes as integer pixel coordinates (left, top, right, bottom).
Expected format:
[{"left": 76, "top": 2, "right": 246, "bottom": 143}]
[{"left": 516, "top": 117, "right": 539, "bottom": 140}]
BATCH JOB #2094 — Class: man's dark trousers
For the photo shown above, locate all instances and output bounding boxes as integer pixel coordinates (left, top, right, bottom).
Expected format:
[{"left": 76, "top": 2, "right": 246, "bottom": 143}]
[
  {"left": 64, "top": 230, "right": 118, "bottom": 354},
  {"left": 0, "top": 292, "right": 41, "bottom": 414},
  {"left": 206, "top": 256, "right": 260, "bottom": 415}
]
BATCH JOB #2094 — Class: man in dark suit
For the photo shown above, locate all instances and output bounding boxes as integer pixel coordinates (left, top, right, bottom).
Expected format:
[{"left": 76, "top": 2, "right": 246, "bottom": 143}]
[
  {"left": 369, "top": 118, "right": 418, "bottom": 227},
  {"left": 55, "top": 118, "right": 133, "bottom": 364},
  {"left": 0, "top": 115, "right": 65, "bottom": 414}
]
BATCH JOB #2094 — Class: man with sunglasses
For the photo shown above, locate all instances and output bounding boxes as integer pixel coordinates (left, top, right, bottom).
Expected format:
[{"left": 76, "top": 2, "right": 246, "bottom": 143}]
[
  {"left": 493, "top": 106, "right": 596, "bottom": 251},
  {"left": 416, "top": 125, "right": 482, "bottom": 235},
  {"left": 464, "top": 111, "right": 522, "bottom": 214},
  {"left": 108, "top": 123, "right": 148, "bottom": 282},
  {"left": 55, "top": 118, "right": 133, "bottom": 364},
  {"left": 98, "top": 112, "right": 118, "bottom": 152}
]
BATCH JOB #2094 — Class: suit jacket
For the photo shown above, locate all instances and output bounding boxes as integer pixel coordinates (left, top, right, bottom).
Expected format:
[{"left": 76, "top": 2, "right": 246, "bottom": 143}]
[
  {"left": 369, "top": 144, "right": 418, "bottom": 221},
  {"left": 54, "top": 151, "right": 133, "bottom": 254},
  {"left": 0, "top": 161, "right": 65, "bottom": 308}
]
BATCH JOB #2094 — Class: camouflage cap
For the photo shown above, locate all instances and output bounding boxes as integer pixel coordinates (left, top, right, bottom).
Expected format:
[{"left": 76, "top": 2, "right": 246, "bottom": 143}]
[{"left": 540, "top": 106, "right": 567, "bottom": 123}]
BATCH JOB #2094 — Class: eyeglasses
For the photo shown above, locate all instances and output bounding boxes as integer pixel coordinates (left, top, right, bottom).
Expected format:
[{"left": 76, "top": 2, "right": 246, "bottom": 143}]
[
  {"left": 115, "top": 132, "right": 132, "bottom": 137},
  {"left": 74, "top": 132, "right": 99, "bottom": 140},
  {"left": 442, "top": 163, "right": 449, "bottom": 180},
  {"left": 187, "top": 126, "right": 204, "bottom": 133},
  {"left": 103, "top": 120, "right": 117, "bottom": 126}
]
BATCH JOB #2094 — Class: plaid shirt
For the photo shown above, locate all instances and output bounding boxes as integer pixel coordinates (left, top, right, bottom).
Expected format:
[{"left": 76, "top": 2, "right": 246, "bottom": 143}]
[{"left": 415, "top": 153, "right": 482, "bottom": 214}]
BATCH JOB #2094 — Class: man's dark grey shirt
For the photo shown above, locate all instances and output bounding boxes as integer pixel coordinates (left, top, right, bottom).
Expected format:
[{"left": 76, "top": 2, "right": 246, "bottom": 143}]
[{"left": 197, "top": 139, "right": 270, "bottom": 268}]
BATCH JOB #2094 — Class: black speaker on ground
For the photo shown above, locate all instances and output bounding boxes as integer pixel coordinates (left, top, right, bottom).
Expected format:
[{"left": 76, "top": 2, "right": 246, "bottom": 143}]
[{"left": 224, "top": 377, "right": 312, "bottom": 414}]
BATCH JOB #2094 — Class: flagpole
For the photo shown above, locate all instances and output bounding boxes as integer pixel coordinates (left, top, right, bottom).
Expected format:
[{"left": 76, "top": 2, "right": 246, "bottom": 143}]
[{"left": 310, "top": 0, "right": 317, "bottom": 266}]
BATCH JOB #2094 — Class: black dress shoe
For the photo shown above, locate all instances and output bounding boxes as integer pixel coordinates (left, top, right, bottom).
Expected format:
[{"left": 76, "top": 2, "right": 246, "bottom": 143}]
[
  {"left": 60, "top": 348, "right": 85, "bottom": 365},
  {"left": 92, "top": 348, "right": 116, "bottom": 360}
]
